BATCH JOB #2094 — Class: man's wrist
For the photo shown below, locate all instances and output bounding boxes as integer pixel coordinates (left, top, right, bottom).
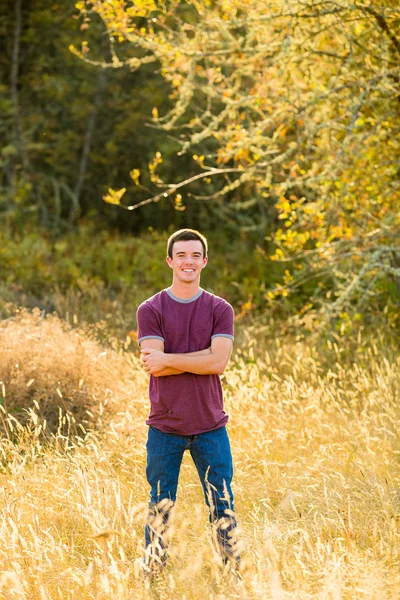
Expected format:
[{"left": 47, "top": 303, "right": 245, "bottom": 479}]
[{"left": 164, "top": 354, "right": 174, "bottom": 368}]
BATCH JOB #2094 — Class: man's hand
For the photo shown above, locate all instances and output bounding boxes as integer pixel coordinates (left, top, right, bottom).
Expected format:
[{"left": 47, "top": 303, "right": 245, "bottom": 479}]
[{"left": 141, "top": 348, "right": 168, "bottom": 375}]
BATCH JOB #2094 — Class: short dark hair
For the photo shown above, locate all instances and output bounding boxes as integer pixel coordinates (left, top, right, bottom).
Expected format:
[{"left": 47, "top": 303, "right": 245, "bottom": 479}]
[{"left": 167, "top": 229, "right": 208, "bottom": 259}]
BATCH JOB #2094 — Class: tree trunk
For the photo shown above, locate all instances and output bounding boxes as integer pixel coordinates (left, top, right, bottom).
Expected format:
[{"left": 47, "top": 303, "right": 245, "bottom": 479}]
[
  {"left": 74, "top": 70, "right": 107, "bottom": 203},
  {"left": 10, "top": 0, "right": 29, "bottom": 172}
]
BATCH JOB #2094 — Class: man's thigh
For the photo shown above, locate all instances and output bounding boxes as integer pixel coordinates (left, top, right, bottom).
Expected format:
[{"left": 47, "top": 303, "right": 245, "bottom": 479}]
[
  {"left": 146, "top": 426, "right": 187, "bottom": 503},
  {"left": 190, "top": 427, "right": 234, "bottom": 500}
]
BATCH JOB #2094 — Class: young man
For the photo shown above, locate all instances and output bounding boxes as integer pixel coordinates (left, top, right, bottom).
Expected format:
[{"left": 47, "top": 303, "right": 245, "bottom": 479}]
[{"left": 137, "top": 228, "right": 239, "bottom": 572}]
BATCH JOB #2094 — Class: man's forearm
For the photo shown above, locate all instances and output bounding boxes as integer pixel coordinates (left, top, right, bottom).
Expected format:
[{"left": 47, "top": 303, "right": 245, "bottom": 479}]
[
  {"left": 153, "top": 367, "right": 183, "bottom": 377},
  {"left": 151, "top": 348, "right": 211, "bottom": 377},
  {"left": 164, "top": 350, "right": 226, "bottom": 375}
]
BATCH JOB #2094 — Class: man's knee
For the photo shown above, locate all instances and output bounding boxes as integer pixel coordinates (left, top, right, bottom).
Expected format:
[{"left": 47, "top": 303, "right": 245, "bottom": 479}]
[{"left": 146, "top": 498, "right": 175, "bottom": 538}]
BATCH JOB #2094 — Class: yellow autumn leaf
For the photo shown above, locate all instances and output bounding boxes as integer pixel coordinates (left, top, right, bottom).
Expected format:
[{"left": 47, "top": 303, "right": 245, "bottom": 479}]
[
  {"left": 174, "top": 193, "right": 185, "bottom": 211},
  {"left": 68, "top": 45, "right": 81, "bottom": 58},
  {"left": 129, "top": 169, "right": 140, "bottom": 185},
  {"left": 103, "top": 187, "right": 126, "bottom": 205}
]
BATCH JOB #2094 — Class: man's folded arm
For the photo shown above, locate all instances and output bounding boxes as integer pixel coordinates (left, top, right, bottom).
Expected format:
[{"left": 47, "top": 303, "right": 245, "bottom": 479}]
[
  {"left": 141, "top": 336, "right": 232, "bottom": 376},
  {"left": 167, "top": 336, "right": 232, "bottom": 375},
  {"left": 140, "top": 338, "right": 212, "bottom": 377}
]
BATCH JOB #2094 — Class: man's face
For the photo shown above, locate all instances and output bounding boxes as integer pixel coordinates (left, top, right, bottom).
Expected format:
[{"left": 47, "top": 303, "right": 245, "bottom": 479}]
[{"left": 166, "top": 240, "right": 208, "bottom": 283}]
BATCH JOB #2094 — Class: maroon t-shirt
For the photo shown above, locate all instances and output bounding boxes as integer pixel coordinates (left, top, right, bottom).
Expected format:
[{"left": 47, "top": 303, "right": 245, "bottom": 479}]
[{"left": 137, "top": 288, "right": 234, "bottom": 435}]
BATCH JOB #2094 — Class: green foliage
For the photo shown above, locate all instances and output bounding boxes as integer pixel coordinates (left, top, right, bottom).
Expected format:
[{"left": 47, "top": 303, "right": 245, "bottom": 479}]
[
  {"left": 78, "top": 0, "right": 400, "bottom": 318},
  {"left": 0, "top": 224, "right": 288, "bottom": 326},
  {"left": 1, "top": 0, "right": 399, "bottom": 324},
  {"left": 0, "top": 0, "right": 187, "bottom": 230},
  {"left": 2, "top": 223, "right": 398, "bottom": 344}
]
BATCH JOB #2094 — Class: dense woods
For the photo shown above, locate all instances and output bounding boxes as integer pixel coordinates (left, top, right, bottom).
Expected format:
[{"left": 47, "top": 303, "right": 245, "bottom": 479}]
[
  {"left": 1, "top": 0, "right": 180, "bottom": 230},
  {"left": 1, "top": 0, "right": 399, "bottom": 324}
]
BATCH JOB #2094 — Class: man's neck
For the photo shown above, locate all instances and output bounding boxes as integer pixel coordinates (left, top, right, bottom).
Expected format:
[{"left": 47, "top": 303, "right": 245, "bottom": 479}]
[{"left": 169, "top": 280, "right": 201, "bottom": 300}]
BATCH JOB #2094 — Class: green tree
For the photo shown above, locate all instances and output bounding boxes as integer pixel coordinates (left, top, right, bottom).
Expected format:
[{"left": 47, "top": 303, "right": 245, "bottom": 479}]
[
  {"left": 0, "top": 0, "right": 187, "bottom": 231},
  {"left": 79, "top": 0, "right": 400, "bottom": 319}
]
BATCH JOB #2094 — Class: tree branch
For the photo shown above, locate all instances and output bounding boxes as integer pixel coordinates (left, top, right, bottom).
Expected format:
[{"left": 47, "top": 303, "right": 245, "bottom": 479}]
[
  {"left": 358, "top": 4, "right": 400, "bottom": 57},
  {"left": 120, "top": 168, "right": 245, "bottom": 211}
]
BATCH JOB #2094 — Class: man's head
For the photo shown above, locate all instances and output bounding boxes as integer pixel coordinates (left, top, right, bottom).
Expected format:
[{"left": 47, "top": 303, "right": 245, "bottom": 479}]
[{"left": 167, "top": 229, "right": 208, "bottom": 259}]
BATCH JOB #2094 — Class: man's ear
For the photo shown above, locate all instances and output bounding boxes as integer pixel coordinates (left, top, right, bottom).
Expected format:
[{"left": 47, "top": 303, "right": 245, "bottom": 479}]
[{"left": 166, "top": 256, "right": 173, "bottom": 268}]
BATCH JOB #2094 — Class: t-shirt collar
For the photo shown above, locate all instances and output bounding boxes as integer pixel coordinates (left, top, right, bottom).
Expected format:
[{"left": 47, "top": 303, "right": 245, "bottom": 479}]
[{"left": 166, "top": 288, "right": 203, "bottom": 304}]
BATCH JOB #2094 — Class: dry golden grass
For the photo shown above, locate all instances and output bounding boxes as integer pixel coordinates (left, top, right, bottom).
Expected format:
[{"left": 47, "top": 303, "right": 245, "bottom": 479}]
[
  {"left": 0, "top": 309, "right": 142, "bottom": 433},
  {"left": 0, "top": 311, "right": 399, "bottom": 598}
]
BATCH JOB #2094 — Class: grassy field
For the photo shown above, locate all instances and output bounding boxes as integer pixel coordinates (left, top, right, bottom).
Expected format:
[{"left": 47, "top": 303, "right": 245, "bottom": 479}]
[{"left": 0, "top": 310, "right": 400, "bottom": 599}]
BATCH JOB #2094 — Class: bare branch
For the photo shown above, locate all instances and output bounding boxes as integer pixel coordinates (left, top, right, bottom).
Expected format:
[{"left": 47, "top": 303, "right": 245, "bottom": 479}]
[
  {"left": 358, "top": 3, "right": 400, "bottom": 56},
  {"left": 120, "top": 168, "right": 245, "bottom": 211}
]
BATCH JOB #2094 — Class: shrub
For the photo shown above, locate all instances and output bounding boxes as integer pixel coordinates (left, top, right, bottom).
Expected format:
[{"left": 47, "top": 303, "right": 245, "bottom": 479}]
[{"left": 0, "top": 308, "right": 145, "bottom": 435}]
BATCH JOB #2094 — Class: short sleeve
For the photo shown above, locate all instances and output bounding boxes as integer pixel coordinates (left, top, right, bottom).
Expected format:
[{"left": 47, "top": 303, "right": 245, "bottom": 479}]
[
  {"left": 136, "top": 302, "right": 164, "bottom": 345},
  {"left": 211, "top": 301, "right": 234, "bottom": 341}
]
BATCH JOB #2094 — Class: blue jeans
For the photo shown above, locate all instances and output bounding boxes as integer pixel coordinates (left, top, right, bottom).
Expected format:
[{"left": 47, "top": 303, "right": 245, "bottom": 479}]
[{"left": 144, "top": 425, "right": 239, "bottom": 567}]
